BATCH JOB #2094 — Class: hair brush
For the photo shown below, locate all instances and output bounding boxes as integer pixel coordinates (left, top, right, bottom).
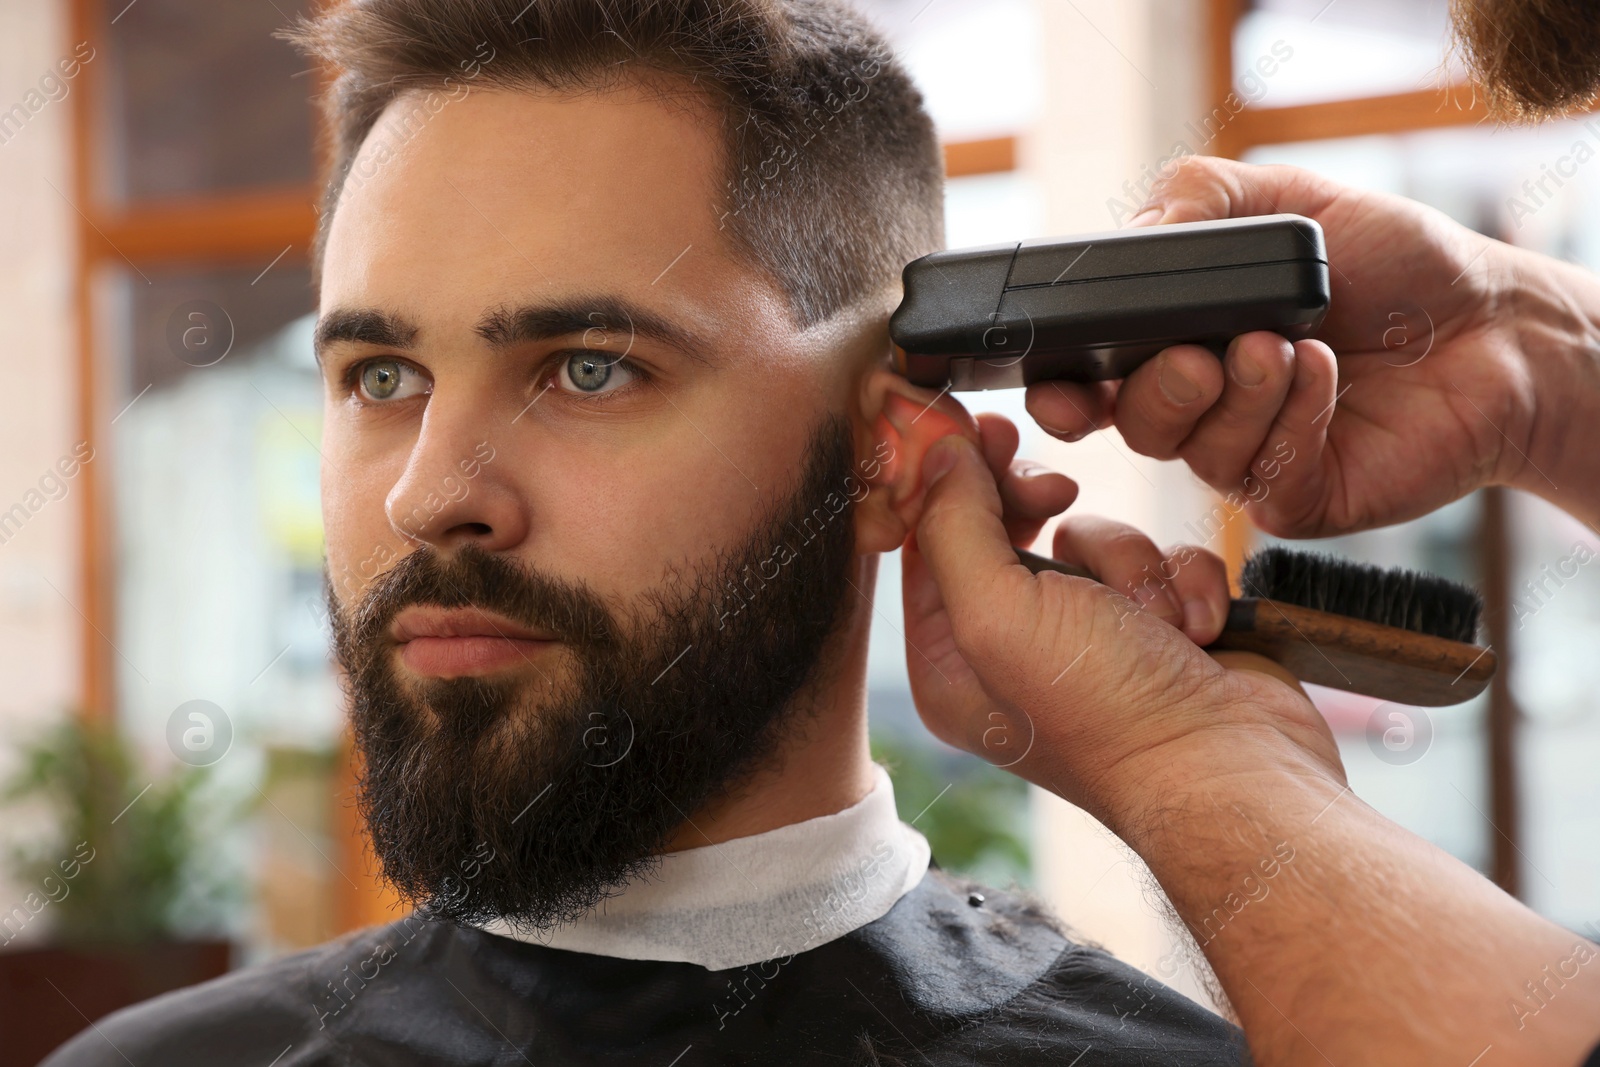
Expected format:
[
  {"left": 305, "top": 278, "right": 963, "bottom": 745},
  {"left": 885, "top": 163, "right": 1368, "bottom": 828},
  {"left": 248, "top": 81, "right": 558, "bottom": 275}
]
[{"left": 1014, "top": 545, "right": 1495, "bottom": 707}]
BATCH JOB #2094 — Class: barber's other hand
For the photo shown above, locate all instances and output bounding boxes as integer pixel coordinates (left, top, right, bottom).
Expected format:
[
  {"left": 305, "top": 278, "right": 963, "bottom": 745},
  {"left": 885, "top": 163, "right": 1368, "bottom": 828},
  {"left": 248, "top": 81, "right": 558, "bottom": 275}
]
[
  {"left": 900, "top": 430, "right": 1341, "bottom": 827},
  {"left": 906, "top": 432, "right": 1600, "bottom": 1067},
  {"left": 1025, "top": 156, "right": 1571, "bottom": 538}
]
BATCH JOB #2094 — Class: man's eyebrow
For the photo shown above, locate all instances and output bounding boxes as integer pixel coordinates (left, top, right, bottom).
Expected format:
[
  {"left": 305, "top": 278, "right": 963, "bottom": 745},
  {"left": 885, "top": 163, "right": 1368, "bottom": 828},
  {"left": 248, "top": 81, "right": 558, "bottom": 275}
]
[
  {"left": 314, "top": 308, "right": 420, "bottom": 359},
  {"left": 474, "top": 296, "right": 712, "bottom": 364}
]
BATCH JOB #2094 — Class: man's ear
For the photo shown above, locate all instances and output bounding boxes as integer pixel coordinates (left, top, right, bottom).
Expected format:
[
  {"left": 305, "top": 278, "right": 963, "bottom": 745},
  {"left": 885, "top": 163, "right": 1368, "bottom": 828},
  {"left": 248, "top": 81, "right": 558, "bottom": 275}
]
[{"left": 853, "top": 366, "right": 979, "bottom": 555}]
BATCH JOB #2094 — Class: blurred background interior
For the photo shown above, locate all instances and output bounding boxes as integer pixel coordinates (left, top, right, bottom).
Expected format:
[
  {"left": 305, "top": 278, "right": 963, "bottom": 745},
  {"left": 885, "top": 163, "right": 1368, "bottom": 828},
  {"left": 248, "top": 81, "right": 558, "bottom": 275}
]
[{"left": 1, "top": 0, "right": 1597, "bottom": 1058}]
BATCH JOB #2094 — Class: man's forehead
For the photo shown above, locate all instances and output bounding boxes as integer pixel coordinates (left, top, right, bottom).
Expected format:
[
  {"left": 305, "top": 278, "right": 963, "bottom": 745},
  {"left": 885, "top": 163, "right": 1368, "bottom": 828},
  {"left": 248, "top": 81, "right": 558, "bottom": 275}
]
[{"left": 320, "top": 84, "right": 789, "bottom": 340}]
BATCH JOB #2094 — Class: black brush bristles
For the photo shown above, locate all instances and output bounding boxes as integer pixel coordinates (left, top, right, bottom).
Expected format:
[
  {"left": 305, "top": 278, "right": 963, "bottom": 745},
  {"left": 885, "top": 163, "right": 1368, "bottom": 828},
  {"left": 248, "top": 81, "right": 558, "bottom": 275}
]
[{"left": 1239, "top": 547, "right": 1483, "bottom": 643}]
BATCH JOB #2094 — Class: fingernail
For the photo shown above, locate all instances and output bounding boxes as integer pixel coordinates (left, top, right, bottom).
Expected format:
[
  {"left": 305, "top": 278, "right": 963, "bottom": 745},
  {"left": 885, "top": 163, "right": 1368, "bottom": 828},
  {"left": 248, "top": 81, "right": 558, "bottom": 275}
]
[
  {"left": 1153, "top": 590, "right": 1184, "bottom": 627},
  {"left": 1015, "top": 461, "right": 1050, "bottom": 479},
  {"left": 1183, "top": 597, "right": 1215, "bottom": 638},
  {"left": 1229, "top": 347, "right": 1267, "bottom": 388},
  {"left": 1128, "top": 207, "right": 1163, "bottom": 227},
  {"left": 1157, "top": 355, "right": 1203, "bottom": 404},
  {"left": 923, "top": 439, "right": 959, "bottom": 487},
  {"left": 1037, "top": 419, "right": 1088, "bottom": 442}
]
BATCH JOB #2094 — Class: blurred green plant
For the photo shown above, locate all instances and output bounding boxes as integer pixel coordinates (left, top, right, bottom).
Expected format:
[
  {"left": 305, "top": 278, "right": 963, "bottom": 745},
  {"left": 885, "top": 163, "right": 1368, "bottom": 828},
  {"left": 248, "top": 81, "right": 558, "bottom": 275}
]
[
  {"left": 870, "top": 731, "right": 1031, "bottom": 888},
  {"left": 1, "top": 716, "right": 242, "bottom": 945}
]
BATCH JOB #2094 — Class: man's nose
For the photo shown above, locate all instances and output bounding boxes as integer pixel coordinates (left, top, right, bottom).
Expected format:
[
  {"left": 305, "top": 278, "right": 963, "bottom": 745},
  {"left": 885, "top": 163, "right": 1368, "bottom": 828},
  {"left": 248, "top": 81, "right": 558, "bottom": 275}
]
[{"left": 384, "top": 400, "right": 526, "bottom": 553}]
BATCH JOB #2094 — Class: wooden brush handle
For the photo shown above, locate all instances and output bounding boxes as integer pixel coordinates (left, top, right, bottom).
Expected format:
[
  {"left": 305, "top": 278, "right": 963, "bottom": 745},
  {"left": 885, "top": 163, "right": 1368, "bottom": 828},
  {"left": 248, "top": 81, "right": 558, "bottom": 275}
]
[
  {"left": 1013, "top": 549, "right": 1096, "bottom": 582},
  {"left": 1014, "top": 548, "right": 1495, "bottom": 707}
]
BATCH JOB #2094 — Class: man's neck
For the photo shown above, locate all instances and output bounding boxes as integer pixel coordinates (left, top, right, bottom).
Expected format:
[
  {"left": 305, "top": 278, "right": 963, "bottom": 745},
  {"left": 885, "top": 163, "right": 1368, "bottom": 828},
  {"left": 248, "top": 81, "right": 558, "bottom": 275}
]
[{"left": 663, "top": 556, "right": 880, "bottom": 852}]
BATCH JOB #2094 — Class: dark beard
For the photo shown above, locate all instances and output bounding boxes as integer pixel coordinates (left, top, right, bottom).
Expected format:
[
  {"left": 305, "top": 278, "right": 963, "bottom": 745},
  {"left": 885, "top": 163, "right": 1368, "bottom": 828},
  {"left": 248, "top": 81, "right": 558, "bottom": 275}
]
[{"left": 326, "top": 416, "right": 861, "bottom": 930}]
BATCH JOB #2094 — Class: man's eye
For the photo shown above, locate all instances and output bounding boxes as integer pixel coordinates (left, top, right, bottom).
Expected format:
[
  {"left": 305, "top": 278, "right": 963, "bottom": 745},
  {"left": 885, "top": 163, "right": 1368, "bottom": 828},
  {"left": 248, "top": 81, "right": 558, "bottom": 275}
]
[
  {"left": 357, "top": 359, "right": 429, "bottom": 402},
  {"left": 557, "top": 351, "right": 637, "bottom": 395}
]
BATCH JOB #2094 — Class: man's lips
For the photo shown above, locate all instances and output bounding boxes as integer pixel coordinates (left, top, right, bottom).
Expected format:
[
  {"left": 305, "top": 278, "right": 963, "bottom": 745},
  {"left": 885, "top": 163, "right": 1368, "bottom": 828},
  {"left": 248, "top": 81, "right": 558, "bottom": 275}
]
[{"left": 390, "top": 606, "right": 559, "bottom": 678}]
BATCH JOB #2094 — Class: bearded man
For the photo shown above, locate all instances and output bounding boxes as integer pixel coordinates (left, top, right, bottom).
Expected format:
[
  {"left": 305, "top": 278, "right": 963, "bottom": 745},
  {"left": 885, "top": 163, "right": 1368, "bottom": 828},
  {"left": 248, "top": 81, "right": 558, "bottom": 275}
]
[{"left": 44, "top": 1, "right": 1249, "bottom": 1063}]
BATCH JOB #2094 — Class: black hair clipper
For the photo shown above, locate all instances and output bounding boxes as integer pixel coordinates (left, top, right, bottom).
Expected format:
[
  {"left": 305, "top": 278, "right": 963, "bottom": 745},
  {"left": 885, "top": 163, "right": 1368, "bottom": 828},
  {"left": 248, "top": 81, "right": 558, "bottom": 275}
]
[{"left": 890, "top": 215, "right": 1331, "bottom": 391}]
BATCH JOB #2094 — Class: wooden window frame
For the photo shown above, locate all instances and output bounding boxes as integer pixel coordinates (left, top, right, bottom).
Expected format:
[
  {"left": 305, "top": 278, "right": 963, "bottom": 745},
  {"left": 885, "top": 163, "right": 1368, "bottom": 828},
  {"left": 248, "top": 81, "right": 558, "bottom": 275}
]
[
  {"left": 65, "top": 0, "right": 321, "bottom": 722},
  {"left": 1203, "top": 0, "right": 1491, "bottom": 159}
]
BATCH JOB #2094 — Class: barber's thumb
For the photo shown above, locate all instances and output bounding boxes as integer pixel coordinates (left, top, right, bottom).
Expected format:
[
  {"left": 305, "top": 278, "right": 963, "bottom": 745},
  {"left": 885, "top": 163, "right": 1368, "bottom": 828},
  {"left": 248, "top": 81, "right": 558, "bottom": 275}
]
[
  {"left": 915, "top": 435, "right": 1026, "bottom": 616},
  {"left": 1135, "top": 158, "right": 1291, "bottom": 227}
]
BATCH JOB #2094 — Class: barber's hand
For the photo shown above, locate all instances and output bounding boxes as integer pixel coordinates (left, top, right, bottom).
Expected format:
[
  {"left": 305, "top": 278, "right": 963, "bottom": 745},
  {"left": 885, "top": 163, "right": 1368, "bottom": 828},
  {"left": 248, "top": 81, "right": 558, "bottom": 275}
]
[
  {"left": 900, "top": 427, "right": 1341, "bottom": 824},
  {"left": 903, "top": 428, "right": 1342, "bottom": 821},
  {"left": 1025, "top": 155, "right": 1547, "bottom": 538},
  {"left": 906, "top": 431, "right": 1600, "bottom": 1067}
]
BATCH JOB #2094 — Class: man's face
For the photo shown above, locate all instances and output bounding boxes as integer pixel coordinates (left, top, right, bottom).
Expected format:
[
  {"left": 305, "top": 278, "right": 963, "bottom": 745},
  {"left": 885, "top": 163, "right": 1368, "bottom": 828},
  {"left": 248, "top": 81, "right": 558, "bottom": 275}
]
[
  {"left": 321, "top": 84, "right": 857, "bottom": 609},
  {"left": 317, "top": 83, "right": 879, "bottom": 926}
]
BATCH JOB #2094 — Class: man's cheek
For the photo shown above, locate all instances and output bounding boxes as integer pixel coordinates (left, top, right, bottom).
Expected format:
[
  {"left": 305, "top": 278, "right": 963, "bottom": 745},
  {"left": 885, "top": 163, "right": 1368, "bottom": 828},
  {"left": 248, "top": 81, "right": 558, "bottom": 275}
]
[
  {"left": 542, "top": 455, "right": 748, "bottom": 589},
  {"left": 321, "top": 430, "right": 408, "bottom": 589},
  {"left": 322, "top": 508, "right": 398, "bottom": 604}
]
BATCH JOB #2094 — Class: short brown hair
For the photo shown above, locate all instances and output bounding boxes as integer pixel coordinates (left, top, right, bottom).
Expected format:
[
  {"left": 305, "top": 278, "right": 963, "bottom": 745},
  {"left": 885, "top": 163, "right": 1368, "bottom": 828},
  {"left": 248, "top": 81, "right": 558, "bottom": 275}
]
[{"left": 290, "top": 0, "right": 945, "bottom": 327}]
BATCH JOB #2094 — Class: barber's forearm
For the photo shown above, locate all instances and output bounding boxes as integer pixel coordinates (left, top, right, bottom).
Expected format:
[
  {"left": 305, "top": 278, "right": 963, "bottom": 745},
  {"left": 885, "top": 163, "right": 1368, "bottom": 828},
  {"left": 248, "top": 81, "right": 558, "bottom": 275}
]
[
  {"left": 1106, "top": 732, "right": 1600, "bottom": 1066},
  {"left": 1504, "top": 246, "right": 1600, "bottom": 528}
]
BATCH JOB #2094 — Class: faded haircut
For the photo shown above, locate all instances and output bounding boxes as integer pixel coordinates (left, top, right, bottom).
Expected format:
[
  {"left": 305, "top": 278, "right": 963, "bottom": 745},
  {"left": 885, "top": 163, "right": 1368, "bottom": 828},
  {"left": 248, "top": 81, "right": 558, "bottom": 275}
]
[{"left": 288, "top": 0, "right": 946, "bottom": 327}]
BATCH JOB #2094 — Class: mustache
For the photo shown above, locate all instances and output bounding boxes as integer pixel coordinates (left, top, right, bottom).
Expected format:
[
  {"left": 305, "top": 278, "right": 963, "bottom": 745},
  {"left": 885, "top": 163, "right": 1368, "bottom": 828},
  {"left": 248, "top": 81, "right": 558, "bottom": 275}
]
[{"left": 331, "top": 543, "right": 617, "bottom": 666}]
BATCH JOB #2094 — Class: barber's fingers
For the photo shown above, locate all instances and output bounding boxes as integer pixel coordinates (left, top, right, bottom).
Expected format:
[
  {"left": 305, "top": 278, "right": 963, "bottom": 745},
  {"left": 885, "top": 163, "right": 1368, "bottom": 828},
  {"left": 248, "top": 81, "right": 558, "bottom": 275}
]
[
  {"left": 1164, "top": 545, "right": 1230, "bottom": 644},
  {"left": 1235, "top": 338, "right": 1337, "bottom": 534},
  {"left": 976, "top": 412, "right": 1019, "bottom": 473},
  {"left": 999, "top": 461, "right": 1078, "bottom": 546},
  {"left": 973, "top": 413, "right": 1079, "bottom": 545},
  {"left": 1110, "top": 344, "right": 1226, "bottom": 459},
  {"left": 1136, "top": 156, "right": 1329, "bottom": 226},
  {"left": 1052, "top": 517, "right": 1229, "bottom": 643},
  {"left": 1172, "top": 333, "right": 1296, "bottom": 489},
  {"left": 1025, "top": 380, "right": 1118, "bottom": 442},
  {"left": 914, "top": 436, "right": 1035, "bottom": 632},
  {"left": 1051, "top": 517, "right": 1181, "bottom": 629}
]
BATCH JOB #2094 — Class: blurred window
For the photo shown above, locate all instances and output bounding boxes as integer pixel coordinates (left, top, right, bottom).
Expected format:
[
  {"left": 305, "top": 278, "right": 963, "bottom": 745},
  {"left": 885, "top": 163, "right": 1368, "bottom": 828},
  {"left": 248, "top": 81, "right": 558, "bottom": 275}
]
[
  {"left": 851, "top": 0, "right": 1043, "bottom": 141},
  {"left": 1237, "top": 0, "right": 1461, "bottom": 107},
  {"left": 105, "top": 269, "right": 330, "bottom": 754}
]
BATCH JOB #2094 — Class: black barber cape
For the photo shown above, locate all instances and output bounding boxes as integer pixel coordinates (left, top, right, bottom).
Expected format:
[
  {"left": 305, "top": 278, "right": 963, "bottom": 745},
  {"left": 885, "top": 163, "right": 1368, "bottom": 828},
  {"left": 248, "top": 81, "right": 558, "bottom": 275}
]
[{"left": 44, "top": 869, "right": 1250, "bottom": 1065}]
